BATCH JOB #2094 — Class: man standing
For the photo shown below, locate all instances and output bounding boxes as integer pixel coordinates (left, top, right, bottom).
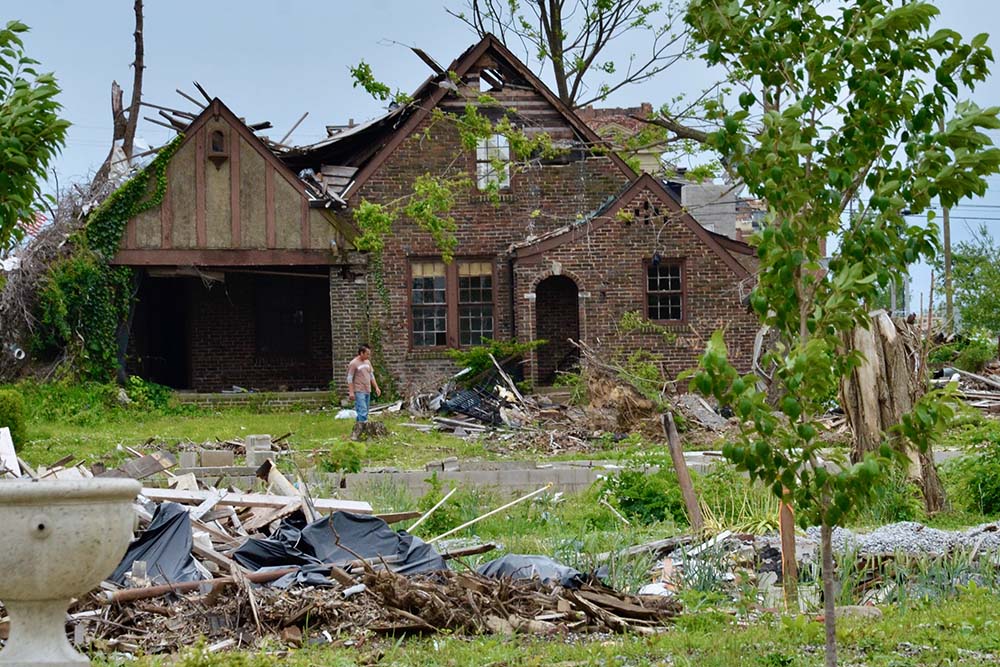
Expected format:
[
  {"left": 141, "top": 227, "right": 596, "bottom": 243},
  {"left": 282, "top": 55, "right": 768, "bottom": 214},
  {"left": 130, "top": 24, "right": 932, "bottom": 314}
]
[{"left": 347, "top": 344, "right": 381, "bottom": 423}]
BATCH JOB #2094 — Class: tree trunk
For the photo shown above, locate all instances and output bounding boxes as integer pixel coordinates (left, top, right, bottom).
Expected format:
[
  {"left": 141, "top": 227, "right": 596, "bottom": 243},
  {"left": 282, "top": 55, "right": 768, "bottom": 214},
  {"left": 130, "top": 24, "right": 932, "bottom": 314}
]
[
  {"left": 821, "top": 520, "right": 837, "bottom": 667},
  {"left": 840, "top": 310, "right": 946, "bottom": 512},
  {"left": 123, "top": 0, "right": 144, "bottom": 160}
]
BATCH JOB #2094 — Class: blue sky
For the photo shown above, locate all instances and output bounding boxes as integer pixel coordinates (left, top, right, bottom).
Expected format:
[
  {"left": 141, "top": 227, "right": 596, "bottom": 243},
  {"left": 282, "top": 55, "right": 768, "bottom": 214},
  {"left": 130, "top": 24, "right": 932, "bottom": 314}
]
[{"left": 11, "top": 1, "right": 1000, "bottom": 312}]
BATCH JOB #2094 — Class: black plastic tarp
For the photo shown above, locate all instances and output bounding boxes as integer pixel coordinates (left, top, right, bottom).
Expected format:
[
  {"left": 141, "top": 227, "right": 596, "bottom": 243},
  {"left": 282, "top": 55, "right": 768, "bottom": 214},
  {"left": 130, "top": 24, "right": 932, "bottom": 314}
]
[
  {"left": 477, "top": 554, "right": 587, "bottom": 588},
  {"left": 233, "top": 511, "right": 446, "bottom": 585},
  {"left": 110, "top": 502, "right": 204, "bottom": 585}
]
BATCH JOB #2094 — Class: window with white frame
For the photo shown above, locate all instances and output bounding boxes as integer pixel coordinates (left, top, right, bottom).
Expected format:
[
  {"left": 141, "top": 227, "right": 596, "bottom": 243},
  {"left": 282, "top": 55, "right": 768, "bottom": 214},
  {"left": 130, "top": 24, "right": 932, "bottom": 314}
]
[{"left": 476, "top": 133, "right": 510, "bottom": 190}]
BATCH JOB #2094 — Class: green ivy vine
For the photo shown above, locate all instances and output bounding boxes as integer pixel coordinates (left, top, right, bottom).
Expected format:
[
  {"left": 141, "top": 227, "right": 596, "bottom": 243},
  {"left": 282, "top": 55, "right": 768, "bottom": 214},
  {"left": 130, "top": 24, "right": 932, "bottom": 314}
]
[{"left": 32, "top": 135, "right": 184, "bottom": 380}]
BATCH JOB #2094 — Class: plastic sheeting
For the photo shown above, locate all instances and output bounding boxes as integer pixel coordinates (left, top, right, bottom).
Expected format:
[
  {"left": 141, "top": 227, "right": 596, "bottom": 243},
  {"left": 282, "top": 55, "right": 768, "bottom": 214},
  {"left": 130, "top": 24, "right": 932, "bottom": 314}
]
[
  {"left": 477, "top": 554, "right": 588, "bottom": 588},
  {"left": 234, "top": 511, "right": 446, "bottom": 587},
  {"left": 110, "top": 502, "right": 204, "bottom": 585}
]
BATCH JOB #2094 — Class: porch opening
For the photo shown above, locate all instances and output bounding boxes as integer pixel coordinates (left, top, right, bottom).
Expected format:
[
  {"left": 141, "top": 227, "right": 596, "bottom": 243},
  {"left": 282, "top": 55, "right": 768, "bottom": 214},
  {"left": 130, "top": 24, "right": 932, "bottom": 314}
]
[
  {"left": 534, "top": 275, "right": 580, "bottom": 385},
  {"left": 128, "top": 268, "right": 332, "bottom": 392}
]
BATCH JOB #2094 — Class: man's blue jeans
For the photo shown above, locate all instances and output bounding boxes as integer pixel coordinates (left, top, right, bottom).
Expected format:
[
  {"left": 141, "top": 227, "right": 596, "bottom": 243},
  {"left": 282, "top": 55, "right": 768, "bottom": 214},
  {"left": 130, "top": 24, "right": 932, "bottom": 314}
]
[{"left": 354, "top": 392, "right": 370, "bottom": 423}]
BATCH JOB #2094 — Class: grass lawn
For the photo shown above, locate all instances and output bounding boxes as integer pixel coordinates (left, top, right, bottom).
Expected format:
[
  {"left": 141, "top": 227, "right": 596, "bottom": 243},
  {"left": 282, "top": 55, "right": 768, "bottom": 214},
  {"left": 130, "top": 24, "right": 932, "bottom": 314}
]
[
  {"left": 14, "top": 383, "right": 657, "bottom": 470},
  {"left": 95, "top": 587, "right": 1000, "bottom": 666}
]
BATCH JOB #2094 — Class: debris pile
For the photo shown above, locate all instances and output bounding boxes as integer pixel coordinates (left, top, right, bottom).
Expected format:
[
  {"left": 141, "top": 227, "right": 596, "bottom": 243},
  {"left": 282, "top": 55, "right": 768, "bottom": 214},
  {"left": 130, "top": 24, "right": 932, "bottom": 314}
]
[
  {"left": 942, "top": 367, "right": 1000, "bottom": 414},
  {"left": 1, "top": 436, "right": 682, "bottom": 656},
  {"left": 77, "top": 567, "right": 680, "bottom": 654}
]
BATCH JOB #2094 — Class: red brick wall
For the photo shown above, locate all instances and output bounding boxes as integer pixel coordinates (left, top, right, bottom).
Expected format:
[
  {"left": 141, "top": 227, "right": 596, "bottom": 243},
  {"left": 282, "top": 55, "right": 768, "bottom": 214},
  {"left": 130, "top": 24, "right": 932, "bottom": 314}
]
[
  {"left": 535, "top": 275, "right": 581, "bottom": 383},
  {"left": 351, "top": 100, "right": 630, "bottom": 390},
  {"left": 514, "top": 187, "right": 758, "bottom": 384},
  {"left": 184, "top": 273, "right": 333, "bottom": 391},
  {"left": 330, "top": 53, "right": 754, "bottom": 390}
]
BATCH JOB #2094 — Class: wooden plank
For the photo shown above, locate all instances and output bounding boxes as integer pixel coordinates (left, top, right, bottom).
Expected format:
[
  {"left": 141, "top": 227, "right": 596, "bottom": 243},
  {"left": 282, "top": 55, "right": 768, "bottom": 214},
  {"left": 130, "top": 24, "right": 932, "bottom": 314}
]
[
  {"left": 230, "top": 125, "right": 241, "bottom": 246},
  {"left": 300, "top": 195, "right": 310, "bottom": 249},
  {"left": 955, "top": 368, "right": 1000, "bottom": 391},
  {"left": 320, "top": 165, "right": 358, "bottom": 177},
  {"left": 662, "top": 412, "right": 704, "bottom": 533},
  {"left": 160, "top": 175, "right": 172, "bottom": 248},
  {"left": 779, "top": 498, "right": 798, "bottom": 610},
  {"left": 265, "top": 165, "right": 276, "bottom": 248},
  {"left": 376, "top": 511, "right": 422, "bottom": 525},
  {"left": 112, "top": 248, "right": 338, "bottom": 266},
  {"left": 192, "top": 541, "right": 247, "bottom": 573},
  {"left": 122, "top": 451, "right": 178, "bottom": 480},
  {"left": 195, "top": 128, "right": 207, "bottom": 246},
  {"left": 0, "top": 427, "right": 20, "bottom": 478},
  {"left": 191, "top": 518, "right": 242, "bottom": 550},
  {"left": 241, "top": 500, "right": 301, "bottom": 534},
  {"left": 189, "top": 489, "right": 227, "bottom": 520},
  {"left": 141, "top": 487, "right": 372, "bottom": 514}
]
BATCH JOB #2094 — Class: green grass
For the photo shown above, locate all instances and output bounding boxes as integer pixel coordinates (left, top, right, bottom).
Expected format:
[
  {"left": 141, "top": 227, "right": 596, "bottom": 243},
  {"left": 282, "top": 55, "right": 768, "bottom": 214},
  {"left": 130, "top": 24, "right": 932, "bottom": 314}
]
[
  {"left": 19, "top": 403, "right": 495, "bottom": 470},
  {"left": 94, "top": 586, "right": 1000, "bottom": 666}
]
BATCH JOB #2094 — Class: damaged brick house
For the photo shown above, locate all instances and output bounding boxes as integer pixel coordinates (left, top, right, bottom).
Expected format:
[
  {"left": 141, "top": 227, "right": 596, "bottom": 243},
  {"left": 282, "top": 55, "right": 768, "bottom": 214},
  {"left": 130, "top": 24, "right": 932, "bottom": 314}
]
[{"left": 113, "top": 35, "right": 758, "bottom": 392}]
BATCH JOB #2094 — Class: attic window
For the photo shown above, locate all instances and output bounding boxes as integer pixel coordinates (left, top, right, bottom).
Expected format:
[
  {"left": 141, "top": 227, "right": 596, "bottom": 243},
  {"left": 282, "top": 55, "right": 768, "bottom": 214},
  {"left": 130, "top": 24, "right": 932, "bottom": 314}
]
[
  {"left": 207, "top": 129, "right": 228, "bottom": 168},
  {"left": 476, "top": 134, "right": 510, "bottom": 190}
]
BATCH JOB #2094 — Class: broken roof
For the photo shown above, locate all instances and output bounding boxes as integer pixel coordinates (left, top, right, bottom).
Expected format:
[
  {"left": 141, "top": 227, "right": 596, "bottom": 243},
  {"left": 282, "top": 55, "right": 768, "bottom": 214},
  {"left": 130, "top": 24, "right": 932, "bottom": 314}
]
[{"left": 279, "top": 33, "right": 635, "bottom": 200}]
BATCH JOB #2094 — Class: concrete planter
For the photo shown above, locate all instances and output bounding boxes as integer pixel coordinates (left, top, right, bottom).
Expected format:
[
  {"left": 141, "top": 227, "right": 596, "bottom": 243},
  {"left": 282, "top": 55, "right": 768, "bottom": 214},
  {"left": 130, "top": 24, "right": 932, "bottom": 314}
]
[{"left": 0, "top": 479, "right": 140, "bottom": 666}]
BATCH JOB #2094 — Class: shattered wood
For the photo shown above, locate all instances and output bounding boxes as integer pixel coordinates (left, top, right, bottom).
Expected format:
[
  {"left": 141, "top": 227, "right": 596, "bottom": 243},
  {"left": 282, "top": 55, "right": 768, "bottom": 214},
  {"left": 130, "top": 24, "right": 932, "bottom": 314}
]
[{"left": 78, "top": 569, "right": 680, "bottom": 653}]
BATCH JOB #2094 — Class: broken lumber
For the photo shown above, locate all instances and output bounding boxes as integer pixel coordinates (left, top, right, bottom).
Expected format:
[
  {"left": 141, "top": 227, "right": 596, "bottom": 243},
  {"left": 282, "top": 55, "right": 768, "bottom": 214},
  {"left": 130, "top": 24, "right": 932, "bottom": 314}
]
[
  {"left": 140, "top": 487, "right": 372, "bottom": 514},
  {"left": 428, "top": 485, "right": 551, "bottom": 543},
  {"left": 662, "top": 411, "right": 704, "bottom": 534},
  {"left": 104, "top": 567, "right": 300, "bottom": 604}
]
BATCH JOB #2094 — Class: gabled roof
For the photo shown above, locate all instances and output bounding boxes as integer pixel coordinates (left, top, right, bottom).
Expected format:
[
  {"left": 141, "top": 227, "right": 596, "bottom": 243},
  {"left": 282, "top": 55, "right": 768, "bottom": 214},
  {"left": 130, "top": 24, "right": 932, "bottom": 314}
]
[
  {"left": 185, "top": 98, "right": 345, "bottom": 209},
  {"left": 281, "top": 34, "right": 636, "bottom": 198},
  {"left": 512, "top": 173, "right": 752, "bottom": 280}
]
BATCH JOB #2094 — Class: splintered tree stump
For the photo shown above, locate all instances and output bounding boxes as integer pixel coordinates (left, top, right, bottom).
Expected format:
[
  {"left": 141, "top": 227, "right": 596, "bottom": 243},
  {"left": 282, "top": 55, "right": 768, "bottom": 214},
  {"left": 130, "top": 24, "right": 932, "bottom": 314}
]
[
  {"left": 841, "top": 310, "right": 946, "bottom": 512},
  {"left": 352, "top": 421, "right": 389, "bottom": 441}
]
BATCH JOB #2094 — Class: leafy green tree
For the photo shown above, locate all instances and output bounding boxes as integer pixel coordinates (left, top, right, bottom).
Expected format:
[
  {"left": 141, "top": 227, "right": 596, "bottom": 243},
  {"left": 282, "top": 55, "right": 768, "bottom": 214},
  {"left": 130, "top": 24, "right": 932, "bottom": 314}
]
[
  {"left": 949, "top": 224, "right": 1000, "bottom": 334},
  {"left": 684, "top": 2, "right": 999, "bottom": 665},
  {"left": 0, "top": 20, "right": 69, "bottom": 251}
]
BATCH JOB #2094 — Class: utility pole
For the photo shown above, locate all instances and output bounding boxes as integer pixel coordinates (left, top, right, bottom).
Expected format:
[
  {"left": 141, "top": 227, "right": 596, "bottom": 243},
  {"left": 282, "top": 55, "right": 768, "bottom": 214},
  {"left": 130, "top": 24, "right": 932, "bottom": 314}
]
[{"left": 940, "top": 117, "right": 954, "bottom": 332}]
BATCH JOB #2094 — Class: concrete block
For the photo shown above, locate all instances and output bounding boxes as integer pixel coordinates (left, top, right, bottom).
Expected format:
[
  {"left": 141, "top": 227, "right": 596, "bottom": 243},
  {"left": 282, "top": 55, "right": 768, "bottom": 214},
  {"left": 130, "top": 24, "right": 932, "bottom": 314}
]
[
  {"left": 179, "top": 451, "right": 198, "bottom": 469},
  {"left": 200, "top": 450, "right": 235, "bottom": 468},
  {"left": 245, "top": 434, "right": 273, "bottom": 467}
]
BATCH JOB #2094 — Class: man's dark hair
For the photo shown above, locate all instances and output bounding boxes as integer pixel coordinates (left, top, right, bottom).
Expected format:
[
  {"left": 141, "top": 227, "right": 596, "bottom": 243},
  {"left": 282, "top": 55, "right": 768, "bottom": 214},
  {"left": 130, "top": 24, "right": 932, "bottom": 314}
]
[{"left": 358, "top": 344, "right": 371, "bottom": 355}]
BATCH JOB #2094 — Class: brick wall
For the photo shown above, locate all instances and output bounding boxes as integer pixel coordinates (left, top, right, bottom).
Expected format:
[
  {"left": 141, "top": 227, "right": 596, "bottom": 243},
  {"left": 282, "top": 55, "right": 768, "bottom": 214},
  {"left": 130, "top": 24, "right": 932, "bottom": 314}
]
[
  {"left": 352, "top": 96, "right": 630, "bottom": 389},
  {"left": 514, "top": 186, "right": 758, "bottom": 384}
]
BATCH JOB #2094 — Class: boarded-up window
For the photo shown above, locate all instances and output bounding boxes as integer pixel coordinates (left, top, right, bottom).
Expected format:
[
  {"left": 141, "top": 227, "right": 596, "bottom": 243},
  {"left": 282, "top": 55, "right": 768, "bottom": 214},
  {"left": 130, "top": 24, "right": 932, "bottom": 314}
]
[
  {"left": 411, "top": 262, "right": 447, "bottom": 347},
  {"left": 647, "top": 263, "right": 683, "bottom": 321},
  {"left": 458, "top": 261, "right": 494, "bottom": 346}
]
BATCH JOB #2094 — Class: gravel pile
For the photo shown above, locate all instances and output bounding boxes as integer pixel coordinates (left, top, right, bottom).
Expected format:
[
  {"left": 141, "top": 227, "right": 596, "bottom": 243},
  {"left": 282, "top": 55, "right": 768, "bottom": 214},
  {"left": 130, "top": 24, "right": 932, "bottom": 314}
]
[{"left": 804, "top": 521, "right": 1000, "bottom": 555}]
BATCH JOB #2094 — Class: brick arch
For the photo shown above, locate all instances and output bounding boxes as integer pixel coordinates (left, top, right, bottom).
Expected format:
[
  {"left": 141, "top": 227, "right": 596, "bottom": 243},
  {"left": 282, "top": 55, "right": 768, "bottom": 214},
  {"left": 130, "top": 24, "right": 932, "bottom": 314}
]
[{"left": 528, "top": 266, "right": 586, "bottom": 294}]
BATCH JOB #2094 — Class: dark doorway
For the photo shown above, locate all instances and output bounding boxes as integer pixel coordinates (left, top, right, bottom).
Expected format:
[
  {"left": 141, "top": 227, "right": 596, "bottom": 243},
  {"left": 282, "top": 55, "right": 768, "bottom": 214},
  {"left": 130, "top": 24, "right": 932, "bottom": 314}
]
[
  {"left": 535, "top": 275, "right": 580, "bottom": 385},
  {"left": 130, "top": 276, "right": 191, "bottom": 389}
]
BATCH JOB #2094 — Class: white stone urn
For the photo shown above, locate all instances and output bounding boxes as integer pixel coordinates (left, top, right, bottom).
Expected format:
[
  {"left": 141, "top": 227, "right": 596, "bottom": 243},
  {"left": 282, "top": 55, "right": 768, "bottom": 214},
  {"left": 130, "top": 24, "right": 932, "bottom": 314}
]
[{"left": 0, "top": 479, "right": 140, "bottom": 667}]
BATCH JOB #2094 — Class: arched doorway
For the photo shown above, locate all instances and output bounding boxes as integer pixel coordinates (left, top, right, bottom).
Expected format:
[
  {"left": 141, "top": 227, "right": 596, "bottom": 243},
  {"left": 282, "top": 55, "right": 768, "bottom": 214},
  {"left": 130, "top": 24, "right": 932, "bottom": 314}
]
[{"left": 535, "top": 275, "right": 580, "bottom": 385}]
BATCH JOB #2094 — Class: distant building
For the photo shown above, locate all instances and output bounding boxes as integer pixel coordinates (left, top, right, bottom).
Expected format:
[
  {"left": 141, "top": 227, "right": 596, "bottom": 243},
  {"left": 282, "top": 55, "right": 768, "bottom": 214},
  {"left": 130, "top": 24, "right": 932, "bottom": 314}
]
[{"left": 577, "top": 102, "right": 663, "bottom": 174}]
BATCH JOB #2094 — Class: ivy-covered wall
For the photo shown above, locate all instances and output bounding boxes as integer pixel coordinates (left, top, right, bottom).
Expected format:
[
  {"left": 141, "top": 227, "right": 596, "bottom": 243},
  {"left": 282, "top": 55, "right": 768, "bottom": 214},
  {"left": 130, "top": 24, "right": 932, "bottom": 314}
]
[{"left": 32, "top": 136, "right": 183, "bottom": 380}]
